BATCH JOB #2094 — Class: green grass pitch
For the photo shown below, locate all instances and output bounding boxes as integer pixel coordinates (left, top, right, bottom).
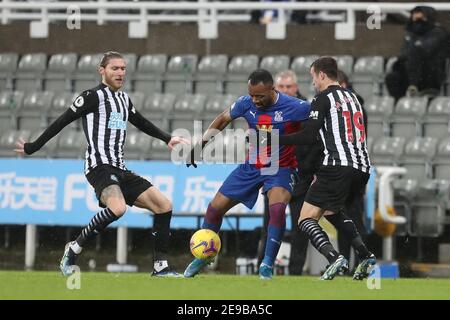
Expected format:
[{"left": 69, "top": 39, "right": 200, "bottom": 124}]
[{"left": 0, "top": 271, "right": 449, "bottom": 300}]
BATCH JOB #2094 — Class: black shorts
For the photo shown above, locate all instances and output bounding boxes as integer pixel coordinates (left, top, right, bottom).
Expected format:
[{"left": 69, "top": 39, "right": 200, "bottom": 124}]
[
  {"left": 86, "top": 164, "right": 153, "bottom": 208},
  {"left": 305, "top": 165, "right": 370, "bottom": 213}
]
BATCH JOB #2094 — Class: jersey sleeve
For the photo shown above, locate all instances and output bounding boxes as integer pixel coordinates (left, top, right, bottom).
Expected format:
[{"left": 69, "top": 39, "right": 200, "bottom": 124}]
[
  {"left": 128, "top": 107, "right": 172, "bottom": 144},
  {"left": 69, "top": 90, "right": 98, "bottom": 117},
  {"left": 127, "top": 95, "right": 136, "bottom": 114},
  {"left": 293, "top": 99, "right": 311, "bottom": 121},
  {"left": 23, "top": 90, "right": 97, "bottom": 155},
  {"left": 278, "top": 95, "right": 329, "bottom": 146},
  {"left": 229, "top": 97, "right": 247, "bottom": 120}
]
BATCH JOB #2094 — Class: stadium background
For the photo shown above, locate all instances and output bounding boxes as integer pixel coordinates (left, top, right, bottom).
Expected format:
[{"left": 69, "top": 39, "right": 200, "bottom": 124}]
[{"left": 0, "top": 0, "right": 450, "bottom": 279}]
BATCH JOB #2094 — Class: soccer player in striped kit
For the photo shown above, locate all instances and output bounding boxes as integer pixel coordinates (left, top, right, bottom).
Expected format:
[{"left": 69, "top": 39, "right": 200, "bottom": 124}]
[
  {"left": 14, "top": 51, "right": 187, "bottom": 277},
  {"left": 279, "top": 57, "right": 376, "bottom": 280}
]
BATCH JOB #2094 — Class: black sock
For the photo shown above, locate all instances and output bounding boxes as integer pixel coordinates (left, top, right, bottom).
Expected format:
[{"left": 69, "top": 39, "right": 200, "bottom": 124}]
[
  {"left": 326, "top": 212, "right": 372, "bottom": 260},
  {"left": 76, "top": 207, "right": 118, "bottom": 247},
  {"left": 153, "top": 211, "right": 172, "bottom": 261},
  {"left": 299, "top": 218, "right": 339, "bottom": 264}
]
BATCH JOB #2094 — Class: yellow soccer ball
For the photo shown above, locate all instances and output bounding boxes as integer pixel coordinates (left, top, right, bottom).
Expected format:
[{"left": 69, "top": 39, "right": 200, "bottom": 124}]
[{"left": 189, "top": 229, "right": 221, "bottom": 260}]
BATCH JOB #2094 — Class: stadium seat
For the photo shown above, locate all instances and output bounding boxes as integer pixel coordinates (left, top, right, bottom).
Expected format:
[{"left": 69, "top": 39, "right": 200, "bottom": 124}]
[
  {"left": 164, "top": 54, "right": 198, "bottom": 94},
  {"left": 393, "top": 137, "right": 437, "bottom": 236},
  {"left": 195, "top": 55, "right": 228, "bottom": 94},
  {"left": 399, "top": 137, "right": 437, "bottom": 180},
  {"left": 0, "top": 90, "right": 24, "bottom": 130},
  {"left": 225, "top": 55, "right": 259, "bottom": 96},
  {"left": 352, "top": 56, "right": 384, "bottom": 101},
  {"left": 0, "top": 53, "right": 18, "bottom": 91},
  {"left": 125, "top": 131, "right": 151, "bottom": 160},
  {"left": 332, "top": 55, "right": 354, "bottom": 76},
  {"left": 423, "top": 97, "right": 450, "bottom": 139},
  {"left": 44, "top": 53, "right": 78, "bottom": 92},
  {"left": 433, "top": 137, "right": 450, "bottom": 181},
  {"left": 259, "top": 55, "right": 290, "bottom": 76},
  {"left": 15, "top": 53, "right": 47, "bottom": 91},
  {"left": 49, "top": 91, "right": 79, "bottom": 129},
  {"left": 170, "top": 94, "right": 206, "bottom": 137},
  {"left": 18, "top": 91, "right": 54, "bottom": 130},
  {"left": 391, "top": 97, "right": 428, "bottom": 138},
  {"left": 127, "top": 91, "right": 145, "bottom": 110},
  {"left": 0, "top": 129, "right": 31, "bottom": 157},
  {"left": 366, "top": 136, "right": 374, "bottom": 154},
  {"left": 203, "top": 94, "right": 236, "bottom": 124},
  {"left": 411, "top": 137, "right": 450, "bottom": 226},
  {"left": 408, "top": 191, "right": 447, "bottom": 237},
  {"left": 365, "top": 96, "right": 394, "bottom": 139},
  {"left": 133, "top": 54, "right": 167, "bottom": 94},
  {"left": 291, "top": 55, "right": 319, "bottom": 95},
  {"left": 73, "top": 53, "right": 103, "bottom": 92},
  {"left": 382, "top": 56, "right": 397, "bottom": 95},
  {"left": 142, "top": 92, "right": 176, "bottom": 121},
  {"left": 54, "top": 129, "right": 85, "bottom": 158},
  {"left": 121, "top": 53, "right": 137, "bottom": 92},
  {"left": 370, "top": 136, "right": 405, "bottom": 166}
]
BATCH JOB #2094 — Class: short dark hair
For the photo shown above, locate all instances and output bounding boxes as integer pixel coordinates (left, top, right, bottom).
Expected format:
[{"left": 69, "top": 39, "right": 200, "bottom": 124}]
[
  {"left": 248, "top": 69, "right": 274, "bottom": 86},
  {"left": 310, "top": 56, "right": 338, "bottom": 80},
  {"left": 99, "top": 51, "right": 124, "bottom": 68},
  {"left": 337, "top": 69, "right": 349, "bottom": 86}
]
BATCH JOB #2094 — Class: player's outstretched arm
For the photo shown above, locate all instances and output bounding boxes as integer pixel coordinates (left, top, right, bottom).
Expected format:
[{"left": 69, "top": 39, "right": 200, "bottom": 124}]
[
  {"left": 279, "top": 96, "right": 327, "bottom": 146},
  {"left": 18, "top": 109, "right": 79, "bottom": 156},
  {"left": 202, "top": 108, "right": 233, "bottom": 143},
  {"left": 128, "top": 108, "right": 173, "bottom": 143},
  {"left": 186, "top": 108, "right": 233, "bottom": 168}
]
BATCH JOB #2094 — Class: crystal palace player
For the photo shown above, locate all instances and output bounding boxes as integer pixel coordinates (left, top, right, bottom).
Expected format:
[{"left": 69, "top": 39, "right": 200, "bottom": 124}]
[
  {"left": 184, "top": 69, "right": 310, "bottom": 279},
  {"left": 279, "top": 57, "right": 376, "bottom": 280},
  {"left": 14, "top": 51, "right": 187, "bottom": 277}
]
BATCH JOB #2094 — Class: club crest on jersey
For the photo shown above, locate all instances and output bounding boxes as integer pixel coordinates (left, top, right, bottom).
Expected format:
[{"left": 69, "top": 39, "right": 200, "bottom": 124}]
[
  {"left": 70, "top": 95, "right": 85, "bottom": 112},
  {"left": 274, "top": 111, "right": 283, "bottom": 122},
  {"left": 75, "top": 96, "right": 85, "bottom": 107},
  {"left": 335, "top": 101, "right": 342, "bottom": 110},
  {"left": 256, "top": 124, "right": 273, "bottom": 132}
]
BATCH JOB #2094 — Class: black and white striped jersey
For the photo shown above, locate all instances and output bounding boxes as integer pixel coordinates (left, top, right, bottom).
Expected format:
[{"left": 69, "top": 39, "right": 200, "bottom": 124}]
[
  {"left": 24, "top": 83, "right": 171, "bottom": 174},
  {"left": 314, "top": 85, "right": 370, "bottom": 173},
  {"left": 279, "top": 85, "right": 370, "bottom": 173},
  {"left": 75, "top": 83, "right": 132, "bottom": 174}
]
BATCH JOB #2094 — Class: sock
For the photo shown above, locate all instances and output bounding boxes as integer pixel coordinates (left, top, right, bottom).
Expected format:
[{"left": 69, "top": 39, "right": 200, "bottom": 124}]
[
  {"left": 153, "top": 211, "right": 172, "bottom": 261},
  {"left": 70, "top": 241, "right": 82, "bottom": 254},
  {"left": 326, "top": 213, "right": 372, "bottom": 260},
  {"left": 299, "top": 218, "right": 339, "bottom": 264},
  {"left": 75, "top": 207, "right": 118, "bottom": 247},
  {"left": 262, "top": 203, "right": 286, "bottom": 267},
  {"left": 154, "top": 260, "right": 169, "bottom": 272},
  {"left": 202, "top": 204, "right": 223, "bottom": 233}
]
